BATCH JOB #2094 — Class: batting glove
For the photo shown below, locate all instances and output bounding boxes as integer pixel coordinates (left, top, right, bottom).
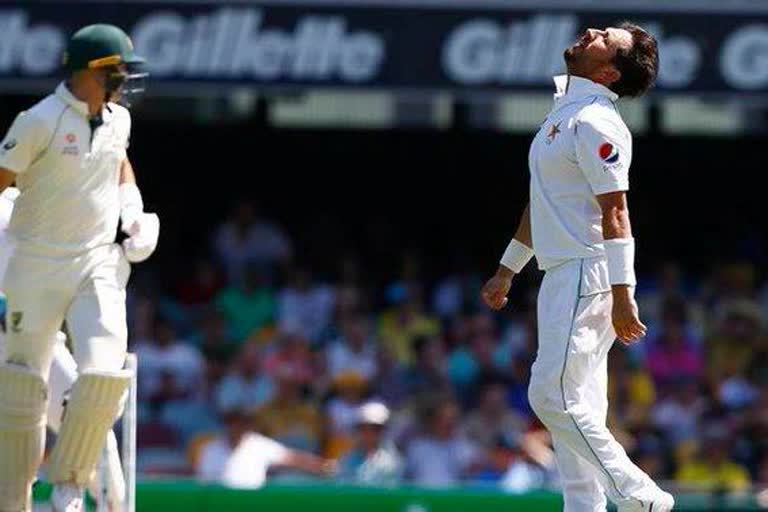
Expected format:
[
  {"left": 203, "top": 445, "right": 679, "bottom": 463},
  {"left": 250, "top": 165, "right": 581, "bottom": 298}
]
[{"left": 121, "top": 212, "right": 159, "bottom": 263}]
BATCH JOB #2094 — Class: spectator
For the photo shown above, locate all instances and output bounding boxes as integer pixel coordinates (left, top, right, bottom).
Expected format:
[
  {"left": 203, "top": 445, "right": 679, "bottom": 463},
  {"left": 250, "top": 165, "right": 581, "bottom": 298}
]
[
  {"left": 637, "top": 262, "right": 689, "bottom": 327},
  {"left": 506, "top": 356, "right": 535, "bottom": 419},
  {"left": 339, "top": 402, "right": 403, "bottom": 485},
  {"left": 123, "top": 201, "right": 768, "bottom": 492},
  {"left": 495, "top": 308, "right": 537, "bottom": 371},
  {"left": 193, "top": 309, "right": 238, "bottom": 392},
  {"left": 706, "top": 263, "right": 758, "bottom": 305},
  {"left": 325, "top": 371, "right": 368, "bottom": 440},
  {"left": 135, "top": 315, "right": 205, "bottom": 408},
  {"left": 215, "top": 342, "right": 275, "bottom": 413},
  {"left": 462, "top": 380, "right": 528, "bottom": 450},
  {"left": 448, "top": 314, "right": 501, "bottom": 386},
  {"left": 737, "top": 383, "right": 768, "bottom": 475},
  {"left": 608, "top": 348, "right": 656, "bottom": 430},
  {"left": 632, "top": 436, "right": 669, "bottom": 482},
  {"left": 262, "top": 330, "right": 315, "bottom": 385},
  {"left": 215, "top": 265, "right": 276, "bottom": 342},
  {"left": 176, "top": 259, "right": 223, "bottom": 307},
  {"left": 253, "top": 364, "right": 322, "bottom": 452},
  {"left": 379, "top": 288, "right": 440, "bottom": 365},
  {"left": 335, "top": 256, "right": 369, "bottom": 319},
  {"left": 675, "top": 426, "right": 751, "bottom": 493},
  {"left": 652, "top": 378, "right": 707, "bottom": 444},
  {"left": 448, "top": 321, "right": 499, "bottom": 403},
  {"left": 127, "top": 295, "right": 157, "bottom": 345},
  {"left": 404, "top": 336, "right": 451, "bottom": 398},
  {"left": 326, "top": 315, "right": 378, "bottom": 381},
  {"left": 213, "top": 200, "right": 293, "bottom": 283},
  {"left": 473, "top": 432, "right": 555, "bottom": 493},
  {"left": 757, "top": 455, "right": 768, "bottom": 486},
  {"left": 405, "top": 397, "right": 481, "bottom": 487},
  {"left": 196, "top": 404, "right": 334, "bottom": 489},
  {"left": 277, "top": 267, "right": 335, "bottom": 343},
  {"left": 431, "top": 266, "right": 480, "bottom": 320},
  {"left": 707, "top": 300, "right": 764, "bottom": 384},
  {"left": 719, "top": 371, "right": 758, "bottom": 411},
  {"left": 646, "top": 297, "right": 703, "bottom": 390},
  {"left": 372, "top": 346, "right": 410, "bottom": 407}
]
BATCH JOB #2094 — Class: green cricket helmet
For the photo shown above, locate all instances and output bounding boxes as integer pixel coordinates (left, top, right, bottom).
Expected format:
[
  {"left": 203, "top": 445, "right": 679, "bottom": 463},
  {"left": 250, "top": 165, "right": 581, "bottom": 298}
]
[{"left": 63, "top": 24, "right": 148, "bottom": 104}]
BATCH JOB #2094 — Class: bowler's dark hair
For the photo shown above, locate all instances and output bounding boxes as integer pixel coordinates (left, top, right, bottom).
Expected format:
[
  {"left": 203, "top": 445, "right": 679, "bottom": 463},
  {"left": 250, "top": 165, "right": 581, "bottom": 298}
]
[{"left": 610, "top": 22, "right": 658, "bottom": 98}]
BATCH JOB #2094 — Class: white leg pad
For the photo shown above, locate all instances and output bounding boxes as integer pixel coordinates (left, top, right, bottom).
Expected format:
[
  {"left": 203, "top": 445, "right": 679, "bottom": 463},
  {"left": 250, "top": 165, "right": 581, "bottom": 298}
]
[
  {"left": 88, "top": 430, "right": 126, "bottom": 508},
  {"left": 47, "top": 369, "right": 131, "bottom": 486},
  {"left": 0, "top": 363, "right": 48, "bottom": 512}
]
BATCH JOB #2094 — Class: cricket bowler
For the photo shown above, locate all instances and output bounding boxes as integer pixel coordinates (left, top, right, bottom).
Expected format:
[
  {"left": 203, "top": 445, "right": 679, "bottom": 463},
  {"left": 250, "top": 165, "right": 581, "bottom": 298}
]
[
  {"left": 0, "top": 24, "right": 158, "bottom": 512},
  {"left": 481, "top": 24, "right": 674, "bottom": 511},
  {"left": 1, "top": 187, "right": 127, "bottom": 512}
]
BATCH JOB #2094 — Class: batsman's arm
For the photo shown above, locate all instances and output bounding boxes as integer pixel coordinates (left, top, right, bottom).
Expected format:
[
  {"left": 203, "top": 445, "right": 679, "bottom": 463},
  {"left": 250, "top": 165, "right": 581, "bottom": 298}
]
[
  {"left": 118, "top": 158, "right": 142, "bottom": 229},
  {"left": 481, "top": 203, "right": 534, "bottom": 310},
  {"left": 597, "top": 191, "right": 646, "bottom": 344},
  {"left": 118, "top": 158, "right": 160, "bottom": 263},
  {"left": 119, "top": 157, "right": 136, "bottom": 185}
]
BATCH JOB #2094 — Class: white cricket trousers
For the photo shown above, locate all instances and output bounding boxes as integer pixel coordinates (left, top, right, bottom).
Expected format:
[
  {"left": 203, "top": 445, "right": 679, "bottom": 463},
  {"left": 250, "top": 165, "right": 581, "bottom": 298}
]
[
  {"left": 2, "top": 243, "right": 130, "bottom": 378},
  {"left": 0, "top": 333, "right": 77, "bottom": 431},
  {"left": 528, "top": 256, "right": 662, "bottom": 512}
]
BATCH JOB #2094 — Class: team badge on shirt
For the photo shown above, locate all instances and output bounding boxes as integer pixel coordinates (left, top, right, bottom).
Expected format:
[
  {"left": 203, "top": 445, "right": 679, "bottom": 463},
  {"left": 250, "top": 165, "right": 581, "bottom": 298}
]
[
  {"left": 546, "top": 122, "right": 561, "bottom": 144},
  {"left": 598, "top": 143, "right": 619, "bottom": 164},
  {"left": 10, "top": 311, "right": 22, "bottom": 333},
  {"left": 62, "top": 133, "right": 79, "bottom": 156}
]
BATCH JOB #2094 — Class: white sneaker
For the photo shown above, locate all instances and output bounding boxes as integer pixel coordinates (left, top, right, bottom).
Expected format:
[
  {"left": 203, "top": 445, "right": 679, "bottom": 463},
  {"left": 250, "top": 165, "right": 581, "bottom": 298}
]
[
  {"left": 619, "top": 489, "right": 675, "bottom": 512},
  {"left": 646, "top": 490, "right": 675, "bottom": 512},
  {"left": 51, "top": 483, "right": 84, "bottom": 512}
]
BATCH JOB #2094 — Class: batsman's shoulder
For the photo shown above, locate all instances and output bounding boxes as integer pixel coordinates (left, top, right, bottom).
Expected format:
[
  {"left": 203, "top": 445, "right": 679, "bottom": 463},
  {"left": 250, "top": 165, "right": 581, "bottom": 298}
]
[
  {"left": 108, "top": 102, "right": 132, "bottom": 139},
  {"left": 30, "top": 92, "right": 67, "bottom": 120},
  {"left": 8, "top": 96, "right": 57, "bottom": 139},
  {"left": 108, "top": 102, "right": 131, "bottom": 125}
]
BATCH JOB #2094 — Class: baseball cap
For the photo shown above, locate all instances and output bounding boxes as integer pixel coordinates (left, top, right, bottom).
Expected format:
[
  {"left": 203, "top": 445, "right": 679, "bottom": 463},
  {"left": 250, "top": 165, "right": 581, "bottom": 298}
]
[{"left": 357, "top": 402, "right": 390, "bottom": 426}]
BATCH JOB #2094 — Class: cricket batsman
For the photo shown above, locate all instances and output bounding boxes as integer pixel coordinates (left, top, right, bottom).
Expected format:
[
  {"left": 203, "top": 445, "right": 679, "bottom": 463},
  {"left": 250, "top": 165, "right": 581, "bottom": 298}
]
[
  {"left": 1, "top": 188, "right": 126, "bottom": 512},
  {"left": 0, "top": 24, "right": 158, "bottom": 512},
  {"left": 481, "top": 23, "right": 674, "bottom": 511}
]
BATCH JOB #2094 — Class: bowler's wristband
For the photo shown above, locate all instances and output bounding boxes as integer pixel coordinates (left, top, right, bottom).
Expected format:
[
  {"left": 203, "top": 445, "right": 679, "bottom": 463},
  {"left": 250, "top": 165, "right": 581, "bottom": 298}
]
[
  {"left": 604, "top": 238, "right": 636, "bottom": 286},
  {"left": 500, "top": 239, "right": 534, "bottom": 274}
]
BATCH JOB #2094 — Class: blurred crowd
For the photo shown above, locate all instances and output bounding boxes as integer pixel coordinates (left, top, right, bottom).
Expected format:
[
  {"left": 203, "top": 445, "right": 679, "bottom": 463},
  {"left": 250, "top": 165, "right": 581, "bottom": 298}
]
[{"left": 127, "top": 201, "right": 768, "bottom": 495}]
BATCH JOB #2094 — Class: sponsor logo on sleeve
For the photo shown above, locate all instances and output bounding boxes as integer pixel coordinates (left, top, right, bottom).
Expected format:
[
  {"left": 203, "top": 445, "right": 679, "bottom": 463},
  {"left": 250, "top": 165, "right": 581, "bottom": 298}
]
[
  {"left": 598, "top": 142, "right": 625, "bottom": 172},
  {"left": 598, "top": 142, "right": 619, "bottom": 163}
]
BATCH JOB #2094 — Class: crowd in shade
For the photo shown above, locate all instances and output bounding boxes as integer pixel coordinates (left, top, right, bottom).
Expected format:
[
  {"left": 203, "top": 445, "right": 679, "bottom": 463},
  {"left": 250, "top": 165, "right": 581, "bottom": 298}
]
[{"left": 126, "top": 202, "right": 768, "bottom": 495}]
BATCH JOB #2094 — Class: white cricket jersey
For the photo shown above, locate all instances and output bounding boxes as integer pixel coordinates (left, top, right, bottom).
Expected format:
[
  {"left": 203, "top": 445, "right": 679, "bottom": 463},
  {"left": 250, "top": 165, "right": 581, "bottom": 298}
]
[
  {"left": 197, "top": 432, "right": 289, "bottom": 489},
  {"left": 529, "top": 75, "right": 632, "bottom": 271},
  {"left": 0, "top": 83, "right": 131, "bottom": 256}
]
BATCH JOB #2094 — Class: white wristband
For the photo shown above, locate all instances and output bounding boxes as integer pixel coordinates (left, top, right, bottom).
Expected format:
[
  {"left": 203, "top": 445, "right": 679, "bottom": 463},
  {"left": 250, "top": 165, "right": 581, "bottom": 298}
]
[
  {"left": 500, "top": 239, "right": 534, "bottom": 273},
  {"left": 604, "top": 238, "right": 636, "bottom": 286},
  {"left": 119, "top": 183, "right": 144, "bottom": 224}
]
